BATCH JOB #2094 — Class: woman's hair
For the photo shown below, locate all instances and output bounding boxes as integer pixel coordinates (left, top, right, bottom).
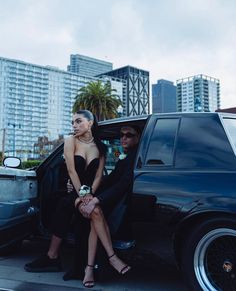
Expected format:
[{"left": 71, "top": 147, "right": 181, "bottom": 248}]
[
  {"left": 76, "top": 110, "right": 107, "bottom": 157},
  {"left": 76, "top": 109, "right": 94, "bottom": 122}
]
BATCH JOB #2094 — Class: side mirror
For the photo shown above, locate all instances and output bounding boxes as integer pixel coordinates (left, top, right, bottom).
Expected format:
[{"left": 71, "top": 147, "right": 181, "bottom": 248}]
[{"left": 3, "top": 157, "right": 21, "bottom": 168}]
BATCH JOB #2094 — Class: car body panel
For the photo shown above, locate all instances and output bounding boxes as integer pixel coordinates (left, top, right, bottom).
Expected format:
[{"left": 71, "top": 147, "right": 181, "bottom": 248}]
[
  {"left": 0, "top": 167, "right": 37, "bottom": 201},
  {"left": 135, "top": 113, "right": 236, "bottom": 265},
  {"left": 0, "top": 166, "right": 38, "bottom": 249}
]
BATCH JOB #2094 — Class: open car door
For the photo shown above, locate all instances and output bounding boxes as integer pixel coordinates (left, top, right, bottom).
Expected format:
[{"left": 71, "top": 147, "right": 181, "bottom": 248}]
[{"left": 0, "top": 157, "right": 38, "bottom": 252}]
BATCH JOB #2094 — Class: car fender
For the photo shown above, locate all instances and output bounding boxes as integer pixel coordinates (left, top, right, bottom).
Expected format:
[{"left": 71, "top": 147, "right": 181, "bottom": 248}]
[{"left": 173, "top": 195, "right": 236, "bottom": 265}]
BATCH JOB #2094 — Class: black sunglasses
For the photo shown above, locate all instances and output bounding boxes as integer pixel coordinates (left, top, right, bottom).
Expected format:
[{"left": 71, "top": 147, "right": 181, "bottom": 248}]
[{"left": 120, "top": 132, "right": 136, "bottom": 138}]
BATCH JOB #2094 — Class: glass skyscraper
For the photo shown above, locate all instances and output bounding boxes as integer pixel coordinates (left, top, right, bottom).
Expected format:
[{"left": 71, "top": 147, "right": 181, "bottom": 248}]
[
  {"left": 67, "top": 54, "right": 113, "bottom": 77},
  {"left": 0, "top": 57, "right": 123, "bottom": 159},
  {"left": 177, "top": 74, "right": 220, "bottom": 112},
  {"left": 152, "top": 79, "right": 176, "bottom": 113}
]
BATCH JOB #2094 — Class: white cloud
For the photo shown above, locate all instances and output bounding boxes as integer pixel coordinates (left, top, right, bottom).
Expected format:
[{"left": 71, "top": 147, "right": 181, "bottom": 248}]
[{"left": 0, "top": 0, "right": 235, "bottom": 108}]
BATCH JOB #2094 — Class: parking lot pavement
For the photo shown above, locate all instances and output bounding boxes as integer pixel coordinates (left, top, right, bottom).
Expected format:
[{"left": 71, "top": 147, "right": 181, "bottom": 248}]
[
  {"left": 0, "top": 279, "right": 93, "bottom": 291},
  {"left": 0, "top": 239, "right": 187, "bottom": 290}
]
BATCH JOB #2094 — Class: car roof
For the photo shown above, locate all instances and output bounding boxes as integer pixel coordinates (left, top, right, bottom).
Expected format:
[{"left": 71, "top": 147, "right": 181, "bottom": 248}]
[
  {"left": 98, "top": 112, "right": 236, "bottom": 126},
  {"left": 98, "top": 114, "right": 149, "bottom": 126}
]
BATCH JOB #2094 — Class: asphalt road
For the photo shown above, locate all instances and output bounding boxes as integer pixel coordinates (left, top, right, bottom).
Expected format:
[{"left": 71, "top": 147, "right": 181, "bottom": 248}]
[{"left": 0, "top": 239, "right": 187, "bottom": 291}]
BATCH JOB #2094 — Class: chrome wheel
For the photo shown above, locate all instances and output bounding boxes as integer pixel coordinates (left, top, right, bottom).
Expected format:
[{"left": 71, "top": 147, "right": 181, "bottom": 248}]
[{"left": 194, "top": 228, "right": 236, "bottom": 291}]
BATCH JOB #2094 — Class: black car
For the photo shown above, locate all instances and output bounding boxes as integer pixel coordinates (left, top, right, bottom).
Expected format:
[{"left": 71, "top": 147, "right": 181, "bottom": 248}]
[{"left": 1, "top": 112, "right": 236, "bottom": 291}]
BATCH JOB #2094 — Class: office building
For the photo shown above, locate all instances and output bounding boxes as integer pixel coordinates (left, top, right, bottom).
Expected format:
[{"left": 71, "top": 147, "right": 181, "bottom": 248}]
[
  {"left": 152, "top": 79, "right": 176, "bottom": 113},
  {"left": 67, "top": 54, "right": 113, "bottom": 77},
  {"left": 177, "top": 74, "right": 220, "bottom": 112},
  {"left": 100, "top": 66, "right": 150, "bottom": 116},
  {"left": 0, "top": 57, "right": 123, "bottom": 159}
]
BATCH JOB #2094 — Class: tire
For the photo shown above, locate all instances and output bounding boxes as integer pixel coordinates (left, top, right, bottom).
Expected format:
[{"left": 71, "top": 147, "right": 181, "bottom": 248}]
[{"left": 181, "top": 218, "right": 236, "bottom": 291}]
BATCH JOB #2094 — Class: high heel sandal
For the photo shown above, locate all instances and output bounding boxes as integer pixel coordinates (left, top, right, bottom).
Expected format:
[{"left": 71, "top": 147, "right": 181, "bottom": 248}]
[
  {"left": 108, "top": 253, "right": 131, "bottom": 275},
  {"left": 83, "top": 264, "right": 95, "bottom": 288}
]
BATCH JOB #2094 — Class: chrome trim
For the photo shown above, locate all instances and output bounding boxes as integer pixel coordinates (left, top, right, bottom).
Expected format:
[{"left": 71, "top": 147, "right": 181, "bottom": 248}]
[{"left": 194, "top": 228, "right": 236, "bottom": 291}]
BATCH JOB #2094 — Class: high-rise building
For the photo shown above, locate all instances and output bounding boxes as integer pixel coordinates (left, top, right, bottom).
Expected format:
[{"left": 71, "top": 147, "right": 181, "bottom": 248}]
[
  {"left": 67, "top": 54, "right": 113, "bottom": 77},
  {"left": 97, "top": 74, "right": 127, "bottom": 117},
  {"left": 152, "top": 79, "right": 176, "bottom": 113},
  {"left": 100, "top": 66, "right": 150, "bottom": 116},
  {"left": 177, "top": 74, "right": 220, "bottom": 112},
  {"left": 0, "top": 57, "right": 123, "bottom": 159}
]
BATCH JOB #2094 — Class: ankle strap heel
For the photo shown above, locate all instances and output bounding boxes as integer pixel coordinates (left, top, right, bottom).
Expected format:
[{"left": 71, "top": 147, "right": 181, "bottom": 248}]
[
  {"left": 108, "top": 253, "right": 115, "bottom": 260},
  {"left": 87, "top": 264, "right": 94, "bottom": 268}
]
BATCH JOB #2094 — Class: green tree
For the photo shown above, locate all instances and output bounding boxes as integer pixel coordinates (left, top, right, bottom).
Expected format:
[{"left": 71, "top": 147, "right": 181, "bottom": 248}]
[{"left": 73, "top": 80, "right": 122, "bottom": 121}]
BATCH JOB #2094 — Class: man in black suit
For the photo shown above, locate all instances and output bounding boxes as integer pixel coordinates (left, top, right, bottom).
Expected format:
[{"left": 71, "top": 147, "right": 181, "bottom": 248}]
[
  {"left": 80, "top": 125, "right": 140, "bottom": 224},
  {"left": 25, "top": 125, "right": 140, "bottom": 276}
]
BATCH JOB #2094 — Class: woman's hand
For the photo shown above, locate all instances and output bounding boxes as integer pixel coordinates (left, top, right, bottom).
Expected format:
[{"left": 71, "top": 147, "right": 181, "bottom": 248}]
[
  {"left": 75, "top": 194, "right": 93, "bottom": 213},
  {"left": 81, "top": 194, "right": 93, "bottom": 205},
  {"left": 79, "top": 197, "right": 99, "bottom": 218}
]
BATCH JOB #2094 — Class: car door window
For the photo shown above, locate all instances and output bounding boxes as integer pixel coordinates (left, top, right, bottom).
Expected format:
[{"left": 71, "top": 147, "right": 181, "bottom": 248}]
[{"left": 145, "top": 118, "right": 179, "bottom": 166}]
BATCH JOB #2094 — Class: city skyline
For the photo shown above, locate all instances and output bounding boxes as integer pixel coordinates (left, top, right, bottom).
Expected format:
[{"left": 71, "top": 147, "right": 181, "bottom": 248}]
[
  {"left": 0, "top": 56, "right": 126, "bottom": 159},
  {"left": 0, "top": 0, "right": 235, "bottom": 108}
]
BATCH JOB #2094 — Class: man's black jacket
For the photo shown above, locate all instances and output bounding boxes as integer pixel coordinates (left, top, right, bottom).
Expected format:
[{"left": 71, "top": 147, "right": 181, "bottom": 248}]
[
  {"left": 96, "top": 146, "right": 137, "bottom": 211},
  {"left": 95, "top": 146, "right": 138, "bottom": 236}
]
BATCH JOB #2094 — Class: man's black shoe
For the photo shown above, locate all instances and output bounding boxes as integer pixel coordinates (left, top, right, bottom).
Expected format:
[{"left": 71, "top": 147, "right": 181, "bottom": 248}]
[{"left": 24, "top": 254, "right": 61, "bottom": 272}]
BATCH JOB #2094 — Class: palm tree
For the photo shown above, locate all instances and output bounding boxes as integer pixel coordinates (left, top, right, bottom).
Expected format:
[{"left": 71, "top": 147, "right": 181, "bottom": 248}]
[{"left": 73, "top": 80, "right": 122, "bottom": 121}]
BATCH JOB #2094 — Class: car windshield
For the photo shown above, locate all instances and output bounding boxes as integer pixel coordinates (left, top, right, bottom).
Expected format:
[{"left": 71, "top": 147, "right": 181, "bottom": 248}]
[{"left": 222, "top": 117, "right": 236, "bottom": 152}]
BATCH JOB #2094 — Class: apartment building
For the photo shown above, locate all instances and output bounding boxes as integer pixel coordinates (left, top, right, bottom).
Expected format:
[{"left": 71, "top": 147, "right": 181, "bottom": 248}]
[{"left": 176, "top": 74, "right": 220, "bottom": 112}]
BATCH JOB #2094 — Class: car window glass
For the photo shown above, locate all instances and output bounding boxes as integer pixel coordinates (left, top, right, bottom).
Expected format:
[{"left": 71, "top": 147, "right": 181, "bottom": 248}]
[
  {"left": 145, "top": 118, "right": 179, "bottom": 166},
  {"left": 175, "top": 116, "right": 236, "bottom": 169},
  {"left": 222, "top": 118, "right": 236, "bottom": 151}
]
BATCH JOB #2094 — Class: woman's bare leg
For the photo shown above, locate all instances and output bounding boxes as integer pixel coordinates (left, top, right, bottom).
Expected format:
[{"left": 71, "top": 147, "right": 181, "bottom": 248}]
[
  {"left": 90, "top": 207, "right": 131, "bottom": 274},
  {"left": 83, "top": 222, "right": 97, "bottom": 287},
  {"left": 90, "top": 207, "right": 113, "bottom": 255},
  {"left": 87, "top": 222, "right": 98, "bottom": 266}
]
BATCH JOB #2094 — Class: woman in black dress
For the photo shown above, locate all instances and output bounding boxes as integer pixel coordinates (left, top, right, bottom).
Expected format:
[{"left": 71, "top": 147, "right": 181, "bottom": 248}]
[{"left": 64, "top": 110, "right": 130, "bottom": 288}]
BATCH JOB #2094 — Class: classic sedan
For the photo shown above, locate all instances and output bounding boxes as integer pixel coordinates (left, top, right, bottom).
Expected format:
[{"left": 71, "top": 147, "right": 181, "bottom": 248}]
[{"left": 1, "top": 112, "right": 236, "bottom": 291}]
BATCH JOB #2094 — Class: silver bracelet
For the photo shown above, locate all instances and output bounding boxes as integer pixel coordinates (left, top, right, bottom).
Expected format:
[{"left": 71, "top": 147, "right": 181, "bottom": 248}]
[{"left": 79, "top": 185, "right": 91, "bottom": 197}]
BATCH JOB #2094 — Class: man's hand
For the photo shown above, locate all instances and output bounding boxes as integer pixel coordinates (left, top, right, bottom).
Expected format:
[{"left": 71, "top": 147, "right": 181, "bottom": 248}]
[
  {"left": 74, "top": 197, "right": 81, "bottom": 208},
  {"left": 79, "top": 197, "right": 99, "bottom": 218},
  {"left": 67, "top": 179, "right": 73, "bottom": 193}
]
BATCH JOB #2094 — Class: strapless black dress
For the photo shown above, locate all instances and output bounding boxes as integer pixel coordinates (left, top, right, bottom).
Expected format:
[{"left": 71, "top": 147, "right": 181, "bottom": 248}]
[
  {"left": 50, "top": 155, "right": 99, "bottom": 239},
  {"left": 74, "top": 155, "right": 99, "bottom": 189}
]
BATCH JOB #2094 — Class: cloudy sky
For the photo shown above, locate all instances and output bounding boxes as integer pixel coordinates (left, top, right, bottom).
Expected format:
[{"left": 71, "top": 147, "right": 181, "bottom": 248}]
[{"left": 0, "top": 0, "right": 235, "bottom": 108}]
